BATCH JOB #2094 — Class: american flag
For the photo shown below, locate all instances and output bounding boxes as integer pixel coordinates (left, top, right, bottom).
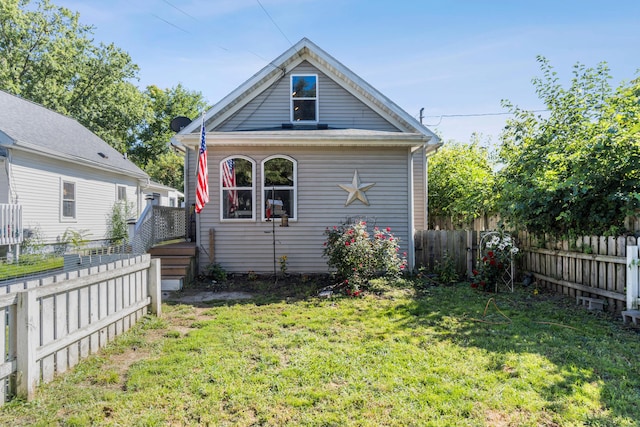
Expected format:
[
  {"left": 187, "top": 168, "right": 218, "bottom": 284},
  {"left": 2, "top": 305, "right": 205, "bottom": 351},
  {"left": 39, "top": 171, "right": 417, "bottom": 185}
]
[
  {"left": 195, "top": 118, "right": 209, "bottom": 213},
  {"left": 222, "top": 159, "right": 238, "bottom": 213}
]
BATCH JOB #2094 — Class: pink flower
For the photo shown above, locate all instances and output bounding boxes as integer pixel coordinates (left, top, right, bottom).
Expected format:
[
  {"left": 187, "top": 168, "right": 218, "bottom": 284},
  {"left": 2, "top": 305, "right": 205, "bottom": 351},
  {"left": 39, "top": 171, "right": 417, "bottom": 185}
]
[
  {"left": 345, "top": 241, "right": 350, "bottom": 246},
  {"left": 386, "top": 227, "right": 391, "bottom": 232}
]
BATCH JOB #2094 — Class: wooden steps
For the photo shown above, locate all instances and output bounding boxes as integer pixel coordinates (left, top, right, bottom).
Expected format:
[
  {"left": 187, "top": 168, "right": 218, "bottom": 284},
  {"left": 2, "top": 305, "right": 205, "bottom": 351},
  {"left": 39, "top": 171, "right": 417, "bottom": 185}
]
[{"left": 148, "top": 242, "right": 197, "bottom": 291}]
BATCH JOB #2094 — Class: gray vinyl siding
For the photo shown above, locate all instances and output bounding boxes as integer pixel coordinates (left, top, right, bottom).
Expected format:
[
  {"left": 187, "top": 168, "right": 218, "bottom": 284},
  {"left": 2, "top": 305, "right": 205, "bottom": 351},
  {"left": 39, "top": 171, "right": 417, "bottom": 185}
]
[
  {"left": 9, "top": 151, "right": 142, "bottom": 245},
  {"left": 217, "top": 61, "right": 399, "bottom": 132},
  {"left": 413, "top": 149, "right": 427, "bottom": 230},
  {"left": 196, "top": 146, "right": 411, "bottom": 274}
]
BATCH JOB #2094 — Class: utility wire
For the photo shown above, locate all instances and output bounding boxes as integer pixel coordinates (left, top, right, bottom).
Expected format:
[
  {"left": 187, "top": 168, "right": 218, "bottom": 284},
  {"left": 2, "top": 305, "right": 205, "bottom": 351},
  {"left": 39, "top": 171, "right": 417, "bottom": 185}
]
[
  {"left": 423, "top": 109, "right": 548, "bottom": 127},
  {"left": 162, "top": 0, "right": 198, "bottom": 20},
  {"left": 256, "top": 0, "right": 293, "bottom": 46},
  {"left": 151, "top": 13, "right": 190, "bottom": 33}
]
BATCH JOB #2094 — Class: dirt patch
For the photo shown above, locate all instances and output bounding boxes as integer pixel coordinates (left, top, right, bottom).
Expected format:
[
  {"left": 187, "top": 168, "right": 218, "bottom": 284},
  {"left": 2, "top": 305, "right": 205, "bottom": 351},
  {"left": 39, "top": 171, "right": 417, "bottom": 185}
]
[{"left": 163, "top": 290, "right": 254, "bottom": 304}]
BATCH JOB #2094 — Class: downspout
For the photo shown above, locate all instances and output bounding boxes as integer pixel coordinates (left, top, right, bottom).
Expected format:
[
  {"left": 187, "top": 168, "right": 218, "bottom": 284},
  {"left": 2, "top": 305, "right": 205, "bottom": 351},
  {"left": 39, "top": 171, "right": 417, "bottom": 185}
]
[{"left": 408, "top": 147, "right": 416, "bottom": 272}]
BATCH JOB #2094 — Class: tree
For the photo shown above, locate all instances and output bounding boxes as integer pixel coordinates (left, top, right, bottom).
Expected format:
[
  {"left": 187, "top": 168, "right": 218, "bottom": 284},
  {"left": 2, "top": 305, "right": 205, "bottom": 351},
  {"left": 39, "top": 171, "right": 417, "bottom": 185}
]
[
  {"left": 428, "top": 137, "right": 496, "bottom": 228},
  {"left": 131, "top": 84, "right": 208, "bottom": 166},
  {"left": 144, "top": 151, "right": 184, "bottom": 192},
  {"left": 498, "top": 56, "right": 640, "bottom": 236},
  {"left": 131, "top": 84, "right": 208, "bottom": 191},
  {"left": 0, "top": 0, "right": 149, "bottom": 153}
]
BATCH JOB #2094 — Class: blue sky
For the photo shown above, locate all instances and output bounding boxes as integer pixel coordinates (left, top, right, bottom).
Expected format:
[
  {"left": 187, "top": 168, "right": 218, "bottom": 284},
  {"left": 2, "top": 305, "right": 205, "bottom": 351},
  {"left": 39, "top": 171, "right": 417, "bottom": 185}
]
[{"left": 55, "top": 0, "right": 640, "bottom": 144}]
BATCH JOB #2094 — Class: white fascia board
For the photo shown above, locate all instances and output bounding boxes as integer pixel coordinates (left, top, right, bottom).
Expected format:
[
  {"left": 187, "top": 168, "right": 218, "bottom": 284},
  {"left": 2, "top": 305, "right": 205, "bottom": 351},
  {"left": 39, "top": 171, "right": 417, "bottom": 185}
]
[
  {"left": 9, "top": 140, "right": 149, "bottom": 181},
  {"left": 177, "top": 131, "right": 430, "bottom": 149}
]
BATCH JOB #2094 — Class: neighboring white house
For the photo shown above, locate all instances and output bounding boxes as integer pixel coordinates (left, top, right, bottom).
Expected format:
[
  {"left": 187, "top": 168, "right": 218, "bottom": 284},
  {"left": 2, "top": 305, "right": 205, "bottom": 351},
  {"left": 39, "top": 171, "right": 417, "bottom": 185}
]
[
  {"left": 0, "top": 90, "right": 150, "bottom": 252},
  {"left": 174, "top": 38, "right": 441, "bottom": 274},
  {"left": 144, "top": 181, "right": 184, "bottom": 208}
]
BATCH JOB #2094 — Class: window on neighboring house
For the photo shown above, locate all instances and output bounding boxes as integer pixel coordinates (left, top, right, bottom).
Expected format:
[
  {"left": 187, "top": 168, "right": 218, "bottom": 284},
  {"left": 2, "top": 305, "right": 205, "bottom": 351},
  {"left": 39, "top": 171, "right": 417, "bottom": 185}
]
[
  {"left": 62, "top": 180, "right": 76, "bottom": 219},
  {"left": 262, "top": 156, "right": 296, "bottom": 221},
  {"left": 169, "top": 198, "right": 176, "bottom": 207},
  {"left": 221, "top": 156, "right": 255, "bottom": 220},
  {"left": 291, "top": 74, "right": 318, "bottom": 122},
  {"left": 117, "top": 185, "right": 127, "bottom": 201}
]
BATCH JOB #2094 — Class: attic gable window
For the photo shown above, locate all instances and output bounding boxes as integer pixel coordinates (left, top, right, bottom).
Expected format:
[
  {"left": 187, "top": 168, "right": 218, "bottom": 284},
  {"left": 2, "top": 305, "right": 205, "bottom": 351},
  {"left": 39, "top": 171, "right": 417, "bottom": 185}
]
[{"left": 291, "top": 74, "right": 318, "bottom": 122}]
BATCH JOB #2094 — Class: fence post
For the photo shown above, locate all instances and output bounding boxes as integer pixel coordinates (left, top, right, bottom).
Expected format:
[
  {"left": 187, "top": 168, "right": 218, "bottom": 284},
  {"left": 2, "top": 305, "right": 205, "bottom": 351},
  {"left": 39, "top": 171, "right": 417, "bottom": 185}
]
[
  {"left": 627, "top": 245, "right": 639, "bottom": 310},
  {"left": 16, "top": 289, "right": 38, "bottom": 400},
  {"left": 466, "top": 230, "right": 473, "bottom": 278},
  {"left": 148, "top": 258, "right": 162, "bottom": 316}
]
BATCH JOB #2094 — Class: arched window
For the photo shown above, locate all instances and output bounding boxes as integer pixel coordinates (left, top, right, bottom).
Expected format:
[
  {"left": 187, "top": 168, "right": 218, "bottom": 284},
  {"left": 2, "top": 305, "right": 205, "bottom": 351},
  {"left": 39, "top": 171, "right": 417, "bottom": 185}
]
[
  {"left": 220, "top": 156, "right": 255, "bottom": 220},
  {"left": 262, "top": 156, "right": 296, "bottom": 221}
]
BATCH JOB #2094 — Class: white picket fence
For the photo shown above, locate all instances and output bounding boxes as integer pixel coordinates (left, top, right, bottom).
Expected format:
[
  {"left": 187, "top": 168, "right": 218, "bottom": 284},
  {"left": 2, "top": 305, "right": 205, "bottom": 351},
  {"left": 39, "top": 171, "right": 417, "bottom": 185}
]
[
  {"left": 627, "top": 246, "right": 640, "bottom": 311},
  {"left": 0, "top": 254, "right": 161, "bottom": 403}
]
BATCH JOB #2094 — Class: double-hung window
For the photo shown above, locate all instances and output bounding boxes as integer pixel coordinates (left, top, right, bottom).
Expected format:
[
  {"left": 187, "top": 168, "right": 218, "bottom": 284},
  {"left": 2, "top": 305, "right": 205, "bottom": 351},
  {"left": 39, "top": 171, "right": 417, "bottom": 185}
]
[
  {"left": 62, "top": 180, "right": 76, "bottom": 220},
  {"left": 221, "top": 156, "right": 255, "bottom": 220},
  {"left": 117, "top": 185, "right": 127, "bottom": 202},
  {"left": 291, "top": 74, "right": 318, "bottom": 122},
  {"left": 262, "top": 156, "right": 296, "bottom": 221}
]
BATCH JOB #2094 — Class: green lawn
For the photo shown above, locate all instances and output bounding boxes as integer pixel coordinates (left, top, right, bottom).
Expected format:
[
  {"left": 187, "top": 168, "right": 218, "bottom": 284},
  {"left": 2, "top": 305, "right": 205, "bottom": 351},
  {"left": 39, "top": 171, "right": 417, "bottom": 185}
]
[
  {"left": 0, "top": 255, "right": 63, "bottom": 281},
  {"left": 2, "top": 279, "right": 639, "bottom": 426}
]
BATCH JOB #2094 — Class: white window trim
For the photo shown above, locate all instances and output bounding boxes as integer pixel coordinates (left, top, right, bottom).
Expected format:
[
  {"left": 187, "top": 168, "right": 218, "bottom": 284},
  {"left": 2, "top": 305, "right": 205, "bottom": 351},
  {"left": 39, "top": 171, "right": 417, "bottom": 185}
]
[
  {"left": 261, "top": 154, "right": 297, "bottom": 222},
  {"left": 116, "top": 184, "right": 127, "bottom": 202},
  {"left": 219, "top": 155, "right": 256, "bottom": 222},
  {"left": 60, "top": 179, "right": 77, "bottom": 222},
  {"left": 290, "top": 74, "right": 318, "bottom": 123}
]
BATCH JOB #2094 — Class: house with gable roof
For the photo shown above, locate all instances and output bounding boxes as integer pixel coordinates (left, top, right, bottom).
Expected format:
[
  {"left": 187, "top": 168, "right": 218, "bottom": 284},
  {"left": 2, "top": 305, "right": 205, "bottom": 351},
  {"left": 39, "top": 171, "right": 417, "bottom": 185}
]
[
  {"left": 0, "top": 89, "right": 153, "bottom": 254},
  {"left": 174, "top": 38, "right": 441, "bottom": 274}
]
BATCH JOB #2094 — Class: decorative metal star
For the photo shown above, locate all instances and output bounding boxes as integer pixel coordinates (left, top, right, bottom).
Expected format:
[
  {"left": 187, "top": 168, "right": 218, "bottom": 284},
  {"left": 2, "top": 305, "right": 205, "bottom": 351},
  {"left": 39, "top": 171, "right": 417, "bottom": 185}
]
[{"left": 338, "top": 170, "right": 376, "bottom": 206}]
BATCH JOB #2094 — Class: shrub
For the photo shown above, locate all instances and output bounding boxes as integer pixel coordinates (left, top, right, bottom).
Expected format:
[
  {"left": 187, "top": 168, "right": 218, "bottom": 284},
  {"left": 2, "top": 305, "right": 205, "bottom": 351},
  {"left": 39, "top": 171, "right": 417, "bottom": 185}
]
[
  {"left": 204, "top": 263, "right": 227, "bottom": 282},
  {"left": 322, "top": 221, "right": 407, "bottom": 291}
]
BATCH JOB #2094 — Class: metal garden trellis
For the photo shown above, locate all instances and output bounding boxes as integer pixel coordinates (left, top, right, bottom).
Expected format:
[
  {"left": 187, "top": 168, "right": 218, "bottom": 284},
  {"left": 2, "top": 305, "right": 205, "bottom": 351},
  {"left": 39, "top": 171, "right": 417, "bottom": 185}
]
[{"left": 479, "top": 231, "right": 516, "bottom": 292}]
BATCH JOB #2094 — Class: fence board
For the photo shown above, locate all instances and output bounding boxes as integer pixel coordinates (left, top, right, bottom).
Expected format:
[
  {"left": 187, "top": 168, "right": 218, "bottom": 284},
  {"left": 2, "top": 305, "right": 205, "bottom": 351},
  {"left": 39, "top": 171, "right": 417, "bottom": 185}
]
[
  {"left": 55, "top": 293, "right": 68, "bottom": 374},
  {"left": 518, "top": 231, "right": 632, "bottom": 314}
]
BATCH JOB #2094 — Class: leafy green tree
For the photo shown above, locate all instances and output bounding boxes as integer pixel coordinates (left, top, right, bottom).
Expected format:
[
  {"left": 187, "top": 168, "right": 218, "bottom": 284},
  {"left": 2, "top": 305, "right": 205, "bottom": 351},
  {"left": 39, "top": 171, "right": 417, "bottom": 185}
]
[
  {"left": 498, "top": 56, "right": 640, "bottom": 236},
  {"left": 131, "top": 84, "right": 208, "bottom": 191},
  {"left": 428, "top": 138, "right": 496, "bottom": 228},
  {"left": 131, "top": 84, "right": 208, "bottom": 166},
  {"left": 0, "top": 0, "right": 149, "bottom": 153},
  {"left": 144, "top": 151, "right": 184, "bottom": 192}
]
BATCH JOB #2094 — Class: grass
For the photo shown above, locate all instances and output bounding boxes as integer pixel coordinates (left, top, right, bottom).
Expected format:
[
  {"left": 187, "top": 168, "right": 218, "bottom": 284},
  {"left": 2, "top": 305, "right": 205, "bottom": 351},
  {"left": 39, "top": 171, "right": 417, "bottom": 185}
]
[
  {"left": 0, "top": 255, "right": 63, "bottom": 281},
  {"left": 1, "top": 278, "right": 639, "bottom": 426}
]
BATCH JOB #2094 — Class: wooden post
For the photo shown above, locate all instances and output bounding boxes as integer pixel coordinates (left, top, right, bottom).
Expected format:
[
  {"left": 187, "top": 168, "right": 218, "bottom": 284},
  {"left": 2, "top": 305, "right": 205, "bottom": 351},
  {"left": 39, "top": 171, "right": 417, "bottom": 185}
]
[
  {"left": 466, "top": 230, "right": 473, "bottom": 279},
  {"left": 148, "top": 258, "right": 162, "bottom": 316},
  {"left": 209, "top": 228, "right": 215, "bottom": 263},
  {"left": 626, "top": 246, "right": 639, "bottom": 310},
  {"left": 16, "top": 289, "right": 38, "bottom": 401}
]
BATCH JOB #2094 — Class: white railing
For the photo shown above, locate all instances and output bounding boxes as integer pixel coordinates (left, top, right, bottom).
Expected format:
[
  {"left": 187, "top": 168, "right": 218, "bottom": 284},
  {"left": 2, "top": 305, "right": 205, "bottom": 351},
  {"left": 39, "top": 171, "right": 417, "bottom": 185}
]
[
  {"left": 131, "top": 205, "right": 186, "bottom": 254},
  {"left": 0, "top": 204, "right": 22, "bottom": 245},
  {"left": 0, "top": 254, "right": 161, "bottom": 403}
]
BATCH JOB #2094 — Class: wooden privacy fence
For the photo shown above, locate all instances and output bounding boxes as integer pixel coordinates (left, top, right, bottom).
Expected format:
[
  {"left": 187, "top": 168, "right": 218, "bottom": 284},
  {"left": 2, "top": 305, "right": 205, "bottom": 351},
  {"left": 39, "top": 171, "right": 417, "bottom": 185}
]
[
  {"left": 518, "top": 232, "right": 638, "bottom": 314},
  {"left": 0, "top": 254, "right": 161, "bottom": 404},
  {"left": 414, "top": 230, "right": 478, "bottom": 279}
]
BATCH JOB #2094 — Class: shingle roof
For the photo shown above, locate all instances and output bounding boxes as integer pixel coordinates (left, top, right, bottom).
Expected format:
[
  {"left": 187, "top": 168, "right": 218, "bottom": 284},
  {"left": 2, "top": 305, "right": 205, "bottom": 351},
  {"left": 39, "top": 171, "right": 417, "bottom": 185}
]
[{"left": 0, "top": 90, "right": 148, "bottom": 179}]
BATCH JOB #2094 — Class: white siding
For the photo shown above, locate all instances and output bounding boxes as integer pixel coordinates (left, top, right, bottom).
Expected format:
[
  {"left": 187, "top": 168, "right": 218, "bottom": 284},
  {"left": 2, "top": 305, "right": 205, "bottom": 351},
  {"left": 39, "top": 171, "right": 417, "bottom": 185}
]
[
  {"left": 196, "top": 146, "right": 411, "bottom": 274},
  {"left": 10, "top": 151, "right": 142, "bottom": 245},
  {"left": 218, "top": 62, "right": 399, "bottom": 132},
  {"left": 0, "top": 158, "right": 8, "bottom": 203}
]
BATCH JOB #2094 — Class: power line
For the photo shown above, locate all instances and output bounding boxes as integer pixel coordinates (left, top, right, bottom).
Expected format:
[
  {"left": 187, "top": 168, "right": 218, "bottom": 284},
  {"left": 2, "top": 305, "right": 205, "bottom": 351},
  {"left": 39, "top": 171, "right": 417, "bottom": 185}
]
[
  {"left": 151, "top": 13, "right": 190, "bottom": 34},
  {"left": 161, "top": 0, "right": 198, "bottom": 21},
  {"left": 256, "top": 0, "right": 293, "bottom": 46},
  {"left": 422, "top": 109, "right": 548, "bottom": 127}
]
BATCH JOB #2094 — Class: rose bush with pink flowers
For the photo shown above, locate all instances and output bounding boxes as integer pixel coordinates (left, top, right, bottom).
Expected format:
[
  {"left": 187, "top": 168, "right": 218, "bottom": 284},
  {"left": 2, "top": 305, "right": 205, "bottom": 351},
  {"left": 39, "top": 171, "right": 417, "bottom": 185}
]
[{"left": 322, "top": 221, "right": 407, "bottom": 292}]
